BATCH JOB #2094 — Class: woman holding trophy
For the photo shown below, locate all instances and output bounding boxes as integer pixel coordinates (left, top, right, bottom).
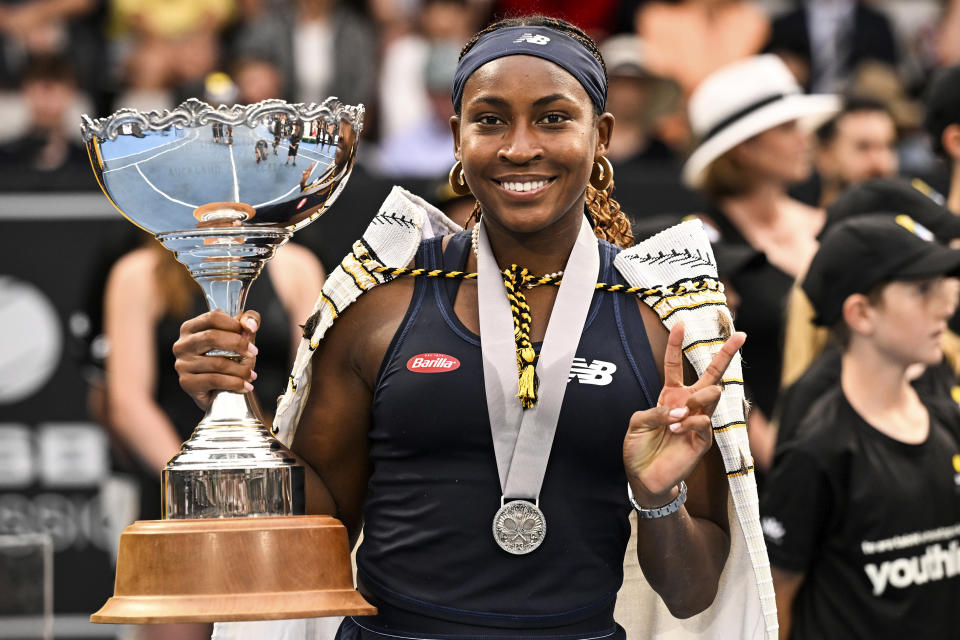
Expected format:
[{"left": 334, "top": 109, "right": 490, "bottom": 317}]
[{"left": 172, "top": 16, "right": 746, "bottom": 639}]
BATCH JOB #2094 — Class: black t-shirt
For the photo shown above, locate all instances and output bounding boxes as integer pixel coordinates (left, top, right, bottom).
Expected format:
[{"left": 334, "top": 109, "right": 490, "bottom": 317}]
[
  {"left": 761, "top": 387, "right": 960, "bottom": 639},
  {"left": 776, "top": 345, "right": 960, "bottom": 447}
]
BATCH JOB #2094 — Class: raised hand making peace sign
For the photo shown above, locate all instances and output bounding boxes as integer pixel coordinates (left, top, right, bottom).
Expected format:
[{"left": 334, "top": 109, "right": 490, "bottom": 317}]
[{"left": 623, "top": 321, "right": 746, "bottom": 507}]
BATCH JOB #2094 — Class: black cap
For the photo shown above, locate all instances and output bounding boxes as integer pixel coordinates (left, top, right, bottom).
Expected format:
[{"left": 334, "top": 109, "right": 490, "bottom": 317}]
[
  {"left": 823, "top": 178, "right": 960, "bottom": 242},
  {"left": 803, "top": 214, "right": 960, "bottom": 326},
  {"left": 924, "top": 64, "right": 960, "bottom": 156}
]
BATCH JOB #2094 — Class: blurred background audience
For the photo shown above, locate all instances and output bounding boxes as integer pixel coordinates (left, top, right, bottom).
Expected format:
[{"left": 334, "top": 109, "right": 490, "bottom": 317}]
[
  {"left": 0, "top": 0, "right": 956, "bottom": 200},
  {"left": 637, "top": 0, "right": 770, "bottom": 97},
  {"left": 0, "top": 54, "right": 92, "bottom": 188},
  {"left": 765, "top": 0, "right": 898, "bottom": 93}
]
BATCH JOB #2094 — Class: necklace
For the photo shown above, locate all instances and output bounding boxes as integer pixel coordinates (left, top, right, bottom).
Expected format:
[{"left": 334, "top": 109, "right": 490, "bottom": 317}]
[{"left": 471, "top": 221, "right": 565, "bottom": 286}]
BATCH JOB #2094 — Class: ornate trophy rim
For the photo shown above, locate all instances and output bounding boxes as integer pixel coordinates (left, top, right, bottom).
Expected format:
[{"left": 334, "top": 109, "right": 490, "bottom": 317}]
[{"left": 80, "top": 96, "right": 365, "bottom": 142}]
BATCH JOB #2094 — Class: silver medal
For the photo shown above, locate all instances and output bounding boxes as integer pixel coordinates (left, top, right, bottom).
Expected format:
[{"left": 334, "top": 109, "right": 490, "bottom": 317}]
[{"left": 492, "top": 500, "right": 546, "bottom": 554}]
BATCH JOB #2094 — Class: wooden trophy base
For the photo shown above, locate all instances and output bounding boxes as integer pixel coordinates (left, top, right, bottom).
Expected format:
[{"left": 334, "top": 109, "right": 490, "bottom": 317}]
[{"left": 91, "top": 515, "right": 376, "bottom": 624}]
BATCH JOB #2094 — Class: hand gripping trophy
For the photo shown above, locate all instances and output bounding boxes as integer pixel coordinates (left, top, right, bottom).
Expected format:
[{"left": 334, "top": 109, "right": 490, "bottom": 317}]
[{"left": 80, "top": 98, "right": 376, "bottom": 623}]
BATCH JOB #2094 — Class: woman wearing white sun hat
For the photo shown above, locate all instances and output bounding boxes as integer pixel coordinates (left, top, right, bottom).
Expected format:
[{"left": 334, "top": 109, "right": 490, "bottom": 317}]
[{"left": 683, "top": 54, "right": 839, "bottom": 474}]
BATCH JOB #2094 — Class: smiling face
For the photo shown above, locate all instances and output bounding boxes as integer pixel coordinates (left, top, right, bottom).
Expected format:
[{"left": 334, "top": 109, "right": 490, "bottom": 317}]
[{"left": 451, "top": 55, "right": 612, "bottom": 236}]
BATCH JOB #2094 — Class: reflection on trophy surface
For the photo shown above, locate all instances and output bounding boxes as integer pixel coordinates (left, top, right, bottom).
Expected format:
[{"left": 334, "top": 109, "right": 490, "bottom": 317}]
[{"left": 80, "top": 97, "right": 376, "bottom": 623}]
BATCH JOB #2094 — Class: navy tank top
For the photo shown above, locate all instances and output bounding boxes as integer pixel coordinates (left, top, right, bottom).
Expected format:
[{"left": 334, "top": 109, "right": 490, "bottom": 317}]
[{"left": 351, "top": 231, "right": 661, "bottom": 639}]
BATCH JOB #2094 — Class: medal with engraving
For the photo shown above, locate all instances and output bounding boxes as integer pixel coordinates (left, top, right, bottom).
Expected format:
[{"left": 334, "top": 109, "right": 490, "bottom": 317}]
[{"left": 492, "top": 499, "right": 547, "bottom": 554}]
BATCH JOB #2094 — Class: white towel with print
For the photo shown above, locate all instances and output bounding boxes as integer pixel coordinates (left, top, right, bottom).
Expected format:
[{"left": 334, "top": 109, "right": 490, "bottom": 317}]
[{"left": 613, "top": 219, "right": 776, "bottom": 640}]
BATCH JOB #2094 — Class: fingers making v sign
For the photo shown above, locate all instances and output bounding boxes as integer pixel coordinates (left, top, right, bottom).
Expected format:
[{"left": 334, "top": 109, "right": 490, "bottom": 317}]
[{"left": 623, "top": 321, "right": 746, "bottom": 506}]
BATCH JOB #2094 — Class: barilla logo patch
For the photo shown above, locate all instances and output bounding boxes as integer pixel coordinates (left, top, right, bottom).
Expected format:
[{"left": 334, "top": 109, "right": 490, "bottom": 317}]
[{"left": 407, "top": 353, "right": 460, "bottom": 373}]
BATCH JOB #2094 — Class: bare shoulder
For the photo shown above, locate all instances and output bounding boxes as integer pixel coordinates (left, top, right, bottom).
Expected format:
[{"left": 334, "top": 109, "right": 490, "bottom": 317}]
[
  {"left": 110, "top": 245, "right": 156, "bottom": 278},
  {"left": 271, "top": 241, "right": 324, "bottom": 274},
  {"left": 107, "top": 247, "right": 160, "bottom": 301},
  {"left": 104, "top": 246, "right": 165, "bottom": 329},
  {"left": 308, "top": 232, "right": 464, "bottom": 385},
  {"left": 311, "top": 268, "right": 419, "bottom": 390}
]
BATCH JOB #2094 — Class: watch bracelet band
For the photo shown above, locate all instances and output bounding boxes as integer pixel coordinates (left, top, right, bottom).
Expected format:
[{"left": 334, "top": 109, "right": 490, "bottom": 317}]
[{"left": 627, "top": 480, "right": 687, "bottom": 519}]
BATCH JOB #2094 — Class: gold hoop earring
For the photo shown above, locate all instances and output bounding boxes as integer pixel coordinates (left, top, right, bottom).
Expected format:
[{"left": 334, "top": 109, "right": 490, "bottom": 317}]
[
  {"left": 590, "top": 156, "right": 613, "bottom": 191},
  {"left": 448, "top": 160, "right": 472, "bottom": 196}
]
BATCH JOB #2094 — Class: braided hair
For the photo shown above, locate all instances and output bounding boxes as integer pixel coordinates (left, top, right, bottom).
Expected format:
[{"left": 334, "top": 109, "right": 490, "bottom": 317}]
[{"left": 458, "top": 15, "right": 634, "bottom": 249}]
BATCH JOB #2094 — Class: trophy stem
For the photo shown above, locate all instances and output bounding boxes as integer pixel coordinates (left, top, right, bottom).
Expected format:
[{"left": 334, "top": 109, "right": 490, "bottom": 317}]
[
  {"left": 158, "top": 225, "right": 293, "bottom": 316},
  {"left": 156, "top": 225, "right": 304, "bottom": 519},
  {"left": 202, "top": 390, "right": 261, "bottom": 427}
]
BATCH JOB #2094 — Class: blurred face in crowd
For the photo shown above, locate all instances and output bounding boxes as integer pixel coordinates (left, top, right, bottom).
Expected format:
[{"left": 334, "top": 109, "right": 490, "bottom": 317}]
[
  {"left": 422, "top": 0, "right": 474, "bottom": 43},
  {"left": 606, "top": 76, "right": 649, "bottom": 129},
  {"left": 817, "top": 110, "right": 898, "bottom": 189},
  {"left": 24, "top": 76, "right": 75, "bottom": 132},
  {"left": 297, "top": 0, "right": 335, "bottom": 16},
  {"left": 236, "top": 60, "right": 284, "bottom": 103},
  {"left": 729, "top": 120, "right": 813, "bottom": 185},
  {"left": 851, "top": 277, "right": 959, "bottom": 367}
]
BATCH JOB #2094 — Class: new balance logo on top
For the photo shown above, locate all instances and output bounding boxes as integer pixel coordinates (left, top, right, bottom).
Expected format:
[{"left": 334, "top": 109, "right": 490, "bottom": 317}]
[
  {"left": 568, "top": 358, "right": 616, "bottom": 386},
  {"left": 514, "top": 33, "right": 551, "bottom": 46}
]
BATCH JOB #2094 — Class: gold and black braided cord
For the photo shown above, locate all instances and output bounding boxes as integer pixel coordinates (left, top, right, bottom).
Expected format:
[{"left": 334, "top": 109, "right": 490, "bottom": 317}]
[
  {"left": 502, "top": 265, "right": 539, "bottom": 408},
  {"left": 362, "top": 263, "right": 720, "bottom": 298}
]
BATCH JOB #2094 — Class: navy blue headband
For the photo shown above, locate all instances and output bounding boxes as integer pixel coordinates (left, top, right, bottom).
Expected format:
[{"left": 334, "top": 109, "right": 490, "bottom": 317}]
[{"left": 452, "top": 26, "right": 607, "bottom": 113}]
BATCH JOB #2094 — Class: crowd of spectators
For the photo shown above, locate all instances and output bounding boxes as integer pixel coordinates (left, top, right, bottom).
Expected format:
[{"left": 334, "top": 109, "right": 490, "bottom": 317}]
[{"left": 0, "top": 0, "right": 956, "bottom": 201}]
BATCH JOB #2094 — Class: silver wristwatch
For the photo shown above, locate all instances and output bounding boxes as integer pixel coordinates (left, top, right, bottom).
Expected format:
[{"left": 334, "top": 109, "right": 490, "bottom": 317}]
[{"left": 627, "top": 480, "right": 687, "bottom": 519}]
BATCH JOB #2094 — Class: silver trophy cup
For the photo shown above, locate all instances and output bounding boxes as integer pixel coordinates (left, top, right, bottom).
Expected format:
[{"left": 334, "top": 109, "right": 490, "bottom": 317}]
[{"left": 81, "top": 98, "right": 375, "bottom": 623}]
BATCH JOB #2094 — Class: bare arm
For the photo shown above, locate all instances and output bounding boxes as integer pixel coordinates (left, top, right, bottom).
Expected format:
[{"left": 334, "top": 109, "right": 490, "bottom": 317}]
[
  {"left": 104, "top": 249, "right": 184, "bottom": 474},
  {"left": 290, "top": 280, "right": 414, "bottom": 545},
  {"left": 625, "top": 303, "right": 740, "bottom": 618},
  {"left": 773, "top": 566, "right": 804, "bottom": 639},
  {"left": 290, "top": 321, "right": 372, "bottom": 543},
  {"left": 632, "top": 430, "right": 730, "bottom": 618}
]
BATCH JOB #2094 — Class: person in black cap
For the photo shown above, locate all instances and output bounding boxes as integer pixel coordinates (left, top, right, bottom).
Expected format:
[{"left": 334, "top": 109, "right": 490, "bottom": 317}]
[
  {"left": 924, "top": 64, "right": 960, "bottom": 215},
  {"left": 823, "top": 177, "right": 960, "bottom": 240},
  {"left": 762, "top": 214, "right": 960, "bottom": 640},
  {"left": 777, "top": 178, "right": 960, "bottom": 446}
]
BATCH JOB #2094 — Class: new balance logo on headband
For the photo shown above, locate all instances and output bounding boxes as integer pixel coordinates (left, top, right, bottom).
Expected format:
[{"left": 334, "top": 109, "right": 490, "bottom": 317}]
[{"left": 514, "top": 33, "right": 550, "bottom": 46}]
